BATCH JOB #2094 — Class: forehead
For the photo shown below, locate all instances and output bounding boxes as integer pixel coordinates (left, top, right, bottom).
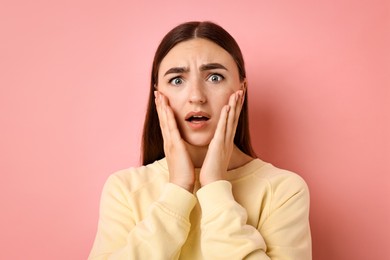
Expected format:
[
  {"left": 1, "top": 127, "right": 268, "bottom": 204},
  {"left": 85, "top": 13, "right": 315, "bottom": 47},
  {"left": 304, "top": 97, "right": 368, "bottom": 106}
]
[{"left": 159, "top": 38, "right": 236, "bottom": 70}]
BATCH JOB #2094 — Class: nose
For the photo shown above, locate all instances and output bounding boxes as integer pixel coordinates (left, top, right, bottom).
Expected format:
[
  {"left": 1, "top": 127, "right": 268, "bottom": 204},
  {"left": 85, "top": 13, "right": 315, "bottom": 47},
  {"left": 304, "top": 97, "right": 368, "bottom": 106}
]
[{"left": 188, "top": 80, "right": 207, "bottom": 104}]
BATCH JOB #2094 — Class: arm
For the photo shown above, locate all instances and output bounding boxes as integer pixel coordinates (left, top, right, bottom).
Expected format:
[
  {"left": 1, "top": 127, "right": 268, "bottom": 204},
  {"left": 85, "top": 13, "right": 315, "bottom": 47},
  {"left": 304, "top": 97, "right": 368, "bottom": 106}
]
[
  {"left": 197, "top": 181, "right": 270, "bottom": 260},
  {"left": 154, "top": 91, "right": 195, "bottom": 192},
  {"left": 197, "top": 91, "right": 270, "bottom": 259},
  {"left": 260, "top": 173, "right": 312, "bottom": 259},
  {"left": 198, "top": 90, "right": 311, "bottom": 259},
  {"left": 88, "top": 175, "right": 197, "bottom": 260},
  {"left": 197, "top": 176, "right": 311, "bottom": 259}
]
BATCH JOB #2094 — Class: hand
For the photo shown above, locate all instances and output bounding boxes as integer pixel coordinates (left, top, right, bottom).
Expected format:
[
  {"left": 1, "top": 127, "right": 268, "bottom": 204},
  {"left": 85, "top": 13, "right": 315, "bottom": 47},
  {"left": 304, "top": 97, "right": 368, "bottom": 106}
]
[
  {"left": 199, "top": 90, "right": 245, "bottom": 186},
  {"left": 155, "top": 91, "right": 195, "bottom": 192}
]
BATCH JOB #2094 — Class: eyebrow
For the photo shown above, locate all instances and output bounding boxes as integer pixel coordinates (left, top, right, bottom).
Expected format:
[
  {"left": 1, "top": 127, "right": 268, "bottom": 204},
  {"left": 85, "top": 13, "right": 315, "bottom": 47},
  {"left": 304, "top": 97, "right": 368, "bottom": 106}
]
[
  {"left": 200, "top": 63, "right": 228, "bottom": 71},
  {"left": 163, "top": 63, "right": 228, "bottom": 76},
  {"left": 164, "top": 67, "right": 189, "bottom": 76}
]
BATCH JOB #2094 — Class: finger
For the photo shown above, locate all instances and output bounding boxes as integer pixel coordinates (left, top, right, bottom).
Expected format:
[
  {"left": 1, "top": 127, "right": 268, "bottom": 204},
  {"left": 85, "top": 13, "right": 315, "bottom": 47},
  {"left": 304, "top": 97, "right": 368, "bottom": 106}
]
[
  {"left": 155, "top": 91, "right": 164, "bottom": 130},
  {"left": 230, "top": 90, "right": 244, "bottom": 139},
  {"left": 225, "top": 91, "right": 241, "bottom": 142},
  {"left": 233, "top": 90, "right": 245, "bottom": 126},
  {"left": 161, "top": 94, "right": 182, "bottom": 142},
  {"left": 232, "top": 90, "right": 245, "bottom": 124},
  {"left": 235, "top": 90, "right": 245, "bottom": 122},
  {"left": 213, "top": 105, "right": 230, "bottom": 143},
  {"left": 155, "top": 91, "right": 171, "bottom": 142}
]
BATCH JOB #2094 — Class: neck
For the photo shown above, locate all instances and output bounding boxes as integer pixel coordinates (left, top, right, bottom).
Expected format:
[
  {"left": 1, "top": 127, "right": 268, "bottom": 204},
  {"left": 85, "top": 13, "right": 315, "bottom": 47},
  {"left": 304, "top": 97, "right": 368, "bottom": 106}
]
[
  {"left": 185, "top": 143, "right": 208, "bottom": 168},
  {"left": 185, "top": 143, "right": 254, "bottom": 170}
]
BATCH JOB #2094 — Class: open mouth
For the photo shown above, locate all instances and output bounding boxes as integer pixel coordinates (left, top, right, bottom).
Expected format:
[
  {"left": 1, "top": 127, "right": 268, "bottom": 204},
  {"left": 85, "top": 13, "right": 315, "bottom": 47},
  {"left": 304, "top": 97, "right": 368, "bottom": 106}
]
[
  {"left": 185, "top": 112, "right": 211, "bottom": 124},
  {"left": 186, "top": 115, "right": 209, "bottom": 123}
]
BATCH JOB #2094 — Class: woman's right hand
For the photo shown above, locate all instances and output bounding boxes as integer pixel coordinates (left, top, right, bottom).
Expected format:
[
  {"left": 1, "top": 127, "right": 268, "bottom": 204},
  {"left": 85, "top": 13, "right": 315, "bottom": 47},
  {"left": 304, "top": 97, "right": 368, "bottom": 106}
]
[{"left": 155, "top": 91, "right": 195, "bottom": 192}]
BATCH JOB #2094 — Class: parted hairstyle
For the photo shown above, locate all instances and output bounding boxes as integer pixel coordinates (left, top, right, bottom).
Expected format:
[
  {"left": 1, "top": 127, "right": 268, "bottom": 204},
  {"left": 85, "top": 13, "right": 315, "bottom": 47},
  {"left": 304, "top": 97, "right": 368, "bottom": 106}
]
[{"left": 141, "top": 21, "right": 256, "bottom": 165}]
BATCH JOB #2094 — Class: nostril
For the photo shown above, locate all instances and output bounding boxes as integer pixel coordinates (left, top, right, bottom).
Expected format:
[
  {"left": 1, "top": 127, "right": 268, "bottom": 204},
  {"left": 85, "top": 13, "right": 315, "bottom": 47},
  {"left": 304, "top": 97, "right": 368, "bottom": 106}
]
[{"left": 189, "top": 95, "right": 207, "bottom": 104}]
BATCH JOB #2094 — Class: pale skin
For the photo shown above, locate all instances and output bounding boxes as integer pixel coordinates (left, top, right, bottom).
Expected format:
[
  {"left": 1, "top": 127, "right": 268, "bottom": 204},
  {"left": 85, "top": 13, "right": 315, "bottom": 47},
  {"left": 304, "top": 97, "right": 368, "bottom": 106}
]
[{"left": 155, "top": 38, "right": 253, "bottom": 192}]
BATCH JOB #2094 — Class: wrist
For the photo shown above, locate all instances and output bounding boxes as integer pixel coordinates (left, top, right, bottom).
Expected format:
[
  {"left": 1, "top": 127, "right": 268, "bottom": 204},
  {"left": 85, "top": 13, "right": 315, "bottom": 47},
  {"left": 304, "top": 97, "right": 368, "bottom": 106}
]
[
  {"left": 170, "top": 180, "right": 194, "bottom": 193},
  {"left": 200, "top": 176, "right": 223, "bottom": 187}
]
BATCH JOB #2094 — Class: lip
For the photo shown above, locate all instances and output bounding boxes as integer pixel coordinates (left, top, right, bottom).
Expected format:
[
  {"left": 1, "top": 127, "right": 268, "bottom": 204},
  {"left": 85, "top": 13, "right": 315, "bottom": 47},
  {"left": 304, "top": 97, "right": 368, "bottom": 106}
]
[
  {"left": 185, "top": 111, "right": 211, "bottom": 120},
  {"left": 185, "top": 111, "right": 211, "bottom": 130}
]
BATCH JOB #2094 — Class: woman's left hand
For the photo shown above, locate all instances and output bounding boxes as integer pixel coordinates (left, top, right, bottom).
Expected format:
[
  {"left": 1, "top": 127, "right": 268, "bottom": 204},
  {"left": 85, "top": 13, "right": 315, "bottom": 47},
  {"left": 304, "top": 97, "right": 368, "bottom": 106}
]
[{"left": 199, "top": 90, "right": 244, "bottom": 186}]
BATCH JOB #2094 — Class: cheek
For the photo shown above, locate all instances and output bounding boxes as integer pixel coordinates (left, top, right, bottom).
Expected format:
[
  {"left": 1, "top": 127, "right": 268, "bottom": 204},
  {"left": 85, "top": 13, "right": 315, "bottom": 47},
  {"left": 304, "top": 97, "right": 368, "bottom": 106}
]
[
  {"left": 217, "top": 90, "right": 234, "bottom": 105},
  {"left": 212, "top": 94, "right": 232, "bottom": 117},
  {"left": 164, "top": 97, "right": 184, "bottom": 125},
  {"left": 164, "top": 95, "right": 180, "bottom": 112}
]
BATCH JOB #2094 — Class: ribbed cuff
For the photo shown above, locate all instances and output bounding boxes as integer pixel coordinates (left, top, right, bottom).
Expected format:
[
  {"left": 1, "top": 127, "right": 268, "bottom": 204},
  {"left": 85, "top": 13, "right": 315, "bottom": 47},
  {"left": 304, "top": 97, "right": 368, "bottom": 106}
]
[
  {"left": 196, "top": 180, "right": 234, "bottom": 215},
  {"left": 158, "top": 183, "right": 197, "bottom": 220}
]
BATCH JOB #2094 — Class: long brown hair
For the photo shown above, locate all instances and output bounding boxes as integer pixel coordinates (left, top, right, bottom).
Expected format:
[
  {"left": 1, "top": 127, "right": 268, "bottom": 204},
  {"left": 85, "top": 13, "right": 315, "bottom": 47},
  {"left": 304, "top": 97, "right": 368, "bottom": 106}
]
[{"left": 141, "top": 21, "right": 256, "bottom": 165}]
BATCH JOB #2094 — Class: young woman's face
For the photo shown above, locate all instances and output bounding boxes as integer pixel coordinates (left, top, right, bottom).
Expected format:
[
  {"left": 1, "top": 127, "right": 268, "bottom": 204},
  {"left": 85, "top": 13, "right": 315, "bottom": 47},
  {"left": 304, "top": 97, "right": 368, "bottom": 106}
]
[{"left": 157, "top": 38, "right": 245, "bottom": 147}]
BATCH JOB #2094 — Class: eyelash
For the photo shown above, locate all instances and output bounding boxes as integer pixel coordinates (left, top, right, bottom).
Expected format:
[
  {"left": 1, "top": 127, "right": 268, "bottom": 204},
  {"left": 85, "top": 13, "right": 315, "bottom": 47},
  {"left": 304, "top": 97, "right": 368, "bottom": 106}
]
[
  {"left": 169, "top": 77, "right": 184, "bottom": 86},
  {"left": 207, "top": 73, "right": 224, "bottom": 83},
  {"left": 168, "top": 73, "right": 225, "bottom": 86}
]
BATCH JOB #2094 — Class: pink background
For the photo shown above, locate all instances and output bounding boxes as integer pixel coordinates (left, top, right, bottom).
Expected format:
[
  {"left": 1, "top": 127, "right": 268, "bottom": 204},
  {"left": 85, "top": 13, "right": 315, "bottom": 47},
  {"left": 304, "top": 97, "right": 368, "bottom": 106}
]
[{"left": 1, "top": 0, "right": 389, "bottom": 259}]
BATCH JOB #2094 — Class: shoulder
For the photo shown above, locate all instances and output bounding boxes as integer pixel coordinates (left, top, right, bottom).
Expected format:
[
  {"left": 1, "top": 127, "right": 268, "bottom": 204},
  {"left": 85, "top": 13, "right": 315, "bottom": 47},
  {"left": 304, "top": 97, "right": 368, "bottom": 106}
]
[
  {"left": 259, "top": 162, "right": 309, "bottom": 194},
  {"left": 257, "top": 162, "right": 310, "bottom": 212},
  {"left": 102, "top": 158, "right": 169, "bottom": 196},
  {"left": 232, "top": 159, "right": 308, "bottom": 189},
  {"left": 232, "top": 158, "right": 310, "bottom": 207}
]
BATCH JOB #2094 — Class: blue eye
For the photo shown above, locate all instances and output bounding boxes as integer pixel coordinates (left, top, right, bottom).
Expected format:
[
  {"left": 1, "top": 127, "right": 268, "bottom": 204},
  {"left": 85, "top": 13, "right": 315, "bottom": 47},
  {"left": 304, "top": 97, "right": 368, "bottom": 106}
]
[
  {"left": 208, "top": 74, "right": 224, "bottom": 83},
  {"left": 169, "top": 77, "right": 184, "bottom": 86}
]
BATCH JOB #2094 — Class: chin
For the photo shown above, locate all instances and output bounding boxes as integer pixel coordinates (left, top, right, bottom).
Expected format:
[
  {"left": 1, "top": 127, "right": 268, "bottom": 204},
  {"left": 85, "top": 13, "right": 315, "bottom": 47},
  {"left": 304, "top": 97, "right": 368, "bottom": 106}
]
[
  {"left": 180, "top": 127, "right": 216, "bottom": 148},
  {"left": 184, "top": 136, "right": 212, "bottom": 148},
  {"left": 187, "top": 140, "right": 210, "bottom": 148}
]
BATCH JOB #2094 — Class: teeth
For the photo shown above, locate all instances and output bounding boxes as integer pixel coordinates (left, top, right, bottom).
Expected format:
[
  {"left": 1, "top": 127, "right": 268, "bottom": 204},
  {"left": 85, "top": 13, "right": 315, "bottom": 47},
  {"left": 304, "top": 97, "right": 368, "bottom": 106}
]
[
  {"left": 187, "top": 115, "right": 208, "bottom": 121},
  {"left": 186, "top": 114, "right": 209, "bottom": 121}
]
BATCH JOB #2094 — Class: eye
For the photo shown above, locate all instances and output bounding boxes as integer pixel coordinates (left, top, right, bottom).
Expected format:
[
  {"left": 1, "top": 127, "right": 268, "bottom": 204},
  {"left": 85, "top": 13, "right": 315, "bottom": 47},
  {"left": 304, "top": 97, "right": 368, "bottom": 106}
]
[
  {"left": 207, "top": 74, "right": 224, "bottom": 83},
  {"left": 169, "top": 77, "right": 184, "bottom": 86}
]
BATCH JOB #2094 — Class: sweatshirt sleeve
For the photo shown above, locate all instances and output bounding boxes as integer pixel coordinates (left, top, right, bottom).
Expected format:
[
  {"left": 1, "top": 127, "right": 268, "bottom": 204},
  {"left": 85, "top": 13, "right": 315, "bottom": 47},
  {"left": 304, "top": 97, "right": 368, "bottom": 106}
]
[
  {"left": 88, "top": 175, "right": 197, "bottom": 260},
  {"left": 197, "top": 177, "right": 311, "bottom": 260}
]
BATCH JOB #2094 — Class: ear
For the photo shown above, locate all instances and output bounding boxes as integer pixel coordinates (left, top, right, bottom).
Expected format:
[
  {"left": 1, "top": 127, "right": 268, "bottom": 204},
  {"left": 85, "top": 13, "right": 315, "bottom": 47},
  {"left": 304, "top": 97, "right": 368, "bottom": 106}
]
[{"left": 241, "top": 79, "right": 247, "bottom": 93}]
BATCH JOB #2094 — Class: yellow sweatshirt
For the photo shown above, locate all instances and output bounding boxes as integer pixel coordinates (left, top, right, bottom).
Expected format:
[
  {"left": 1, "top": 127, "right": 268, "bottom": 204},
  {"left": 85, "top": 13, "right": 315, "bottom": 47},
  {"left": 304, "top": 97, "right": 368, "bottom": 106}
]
[{"left": 89, "top": 158, "right": 311, "bottom": 259}]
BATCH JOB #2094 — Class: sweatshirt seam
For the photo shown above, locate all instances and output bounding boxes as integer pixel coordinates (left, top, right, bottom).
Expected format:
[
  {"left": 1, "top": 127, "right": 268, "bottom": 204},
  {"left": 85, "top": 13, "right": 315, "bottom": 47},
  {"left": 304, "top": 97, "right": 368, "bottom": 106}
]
[
  {"left": 201, "top": 199, "right": 237, "bottom": 221},
  {"left": 260, "top": 178, "right": 272, "bottom": 230},
  {"left": 155, "top": 202, "right": 192, "bottom": 227},
  {"left": 122, "top": 174, "right": 166, "bottom": 203},
  {"left": 200, "top": 200, "right": 241, "bottom": 240},
  {"left": 226, "top": 160, "right": 268, "bottom": 181}
]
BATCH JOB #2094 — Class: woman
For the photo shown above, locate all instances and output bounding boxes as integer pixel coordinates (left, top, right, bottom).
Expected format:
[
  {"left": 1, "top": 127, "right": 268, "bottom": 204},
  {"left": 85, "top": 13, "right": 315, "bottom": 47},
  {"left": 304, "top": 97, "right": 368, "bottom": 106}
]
[{"left": 89, "top": 21, "right": 311, "bottom": 259}]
